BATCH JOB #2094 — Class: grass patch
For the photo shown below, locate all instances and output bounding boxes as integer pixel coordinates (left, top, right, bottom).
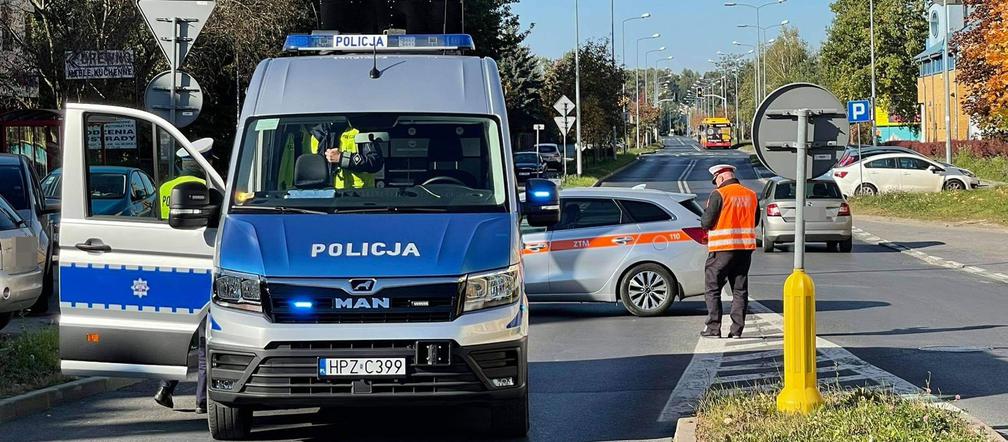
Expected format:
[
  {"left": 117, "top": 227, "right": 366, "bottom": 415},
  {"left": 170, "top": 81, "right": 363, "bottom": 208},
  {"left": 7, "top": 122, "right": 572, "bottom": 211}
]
[
  {"left": 0, "top": 325, "right": 71, "bottom": 399},
  {"left": 849, "top": 186, "right": 1008, "bottom": 226},
  {"left": 697, "top": 387, "right": 987, "bottom": 442},
  {"left": 561, "top": 145, "right": 660, "bottom": 188},
  {"left": 949, "top": 151, "right": 1008, "bottom": 184}
]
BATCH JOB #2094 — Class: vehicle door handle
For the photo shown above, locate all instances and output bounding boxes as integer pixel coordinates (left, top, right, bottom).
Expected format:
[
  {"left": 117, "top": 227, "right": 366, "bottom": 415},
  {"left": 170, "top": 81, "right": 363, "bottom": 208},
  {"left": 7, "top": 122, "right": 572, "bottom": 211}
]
[
  {"left": 525, "top": 243, "right": 547, "bottom": 252},
  {"left": 612, "top": 236, "right": 634, "bottom": 245},
  {"left": 76, "top": 238, "right": 111, "bottom": 253}
]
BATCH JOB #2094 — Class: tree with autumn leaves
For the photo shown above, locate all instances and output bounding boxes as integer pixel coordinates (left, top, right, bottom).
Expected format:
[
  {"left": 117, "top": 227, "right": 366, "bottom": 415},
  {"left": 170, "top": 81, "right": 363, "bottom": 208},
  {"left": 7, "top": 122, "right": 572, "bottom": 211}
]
[{"left": 954, "top": 0, "right": 1008, "bottom": 138}]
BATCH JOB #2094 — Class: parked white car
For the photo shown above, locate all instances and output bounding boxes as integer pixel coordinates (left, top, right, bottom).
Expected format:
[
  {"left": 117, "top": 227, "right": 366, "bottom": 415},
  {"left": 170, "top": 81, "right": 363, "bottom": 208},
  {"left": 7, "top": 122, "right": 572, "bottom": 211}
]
[
  {"left": 521, "top": 187, "right": 708, "bottom": 317},
  {"left": 831, "top": 153, "right": 980, "bottom": 196}
]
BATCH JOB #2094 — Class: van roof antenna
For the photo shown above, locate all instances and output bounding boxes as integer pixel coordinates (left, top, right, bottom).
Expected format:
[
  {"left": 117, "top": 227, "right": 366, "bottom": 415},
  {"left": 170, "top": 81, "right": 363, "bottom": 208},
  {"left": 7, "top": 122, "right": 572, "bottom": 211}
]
[{"left": 369, "top": 43, "right": 381, "bottom": 79}]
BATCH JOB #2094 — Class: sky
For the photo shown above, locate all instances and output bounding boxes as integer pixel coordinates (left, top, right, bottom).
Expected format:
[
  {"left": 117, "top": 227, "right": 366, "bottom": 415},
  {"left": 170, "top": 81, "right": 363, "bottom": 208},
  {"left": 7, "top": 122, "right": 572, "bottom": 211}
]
[{"left": 512, "top": 0, "right": 837, "bottom": 72}]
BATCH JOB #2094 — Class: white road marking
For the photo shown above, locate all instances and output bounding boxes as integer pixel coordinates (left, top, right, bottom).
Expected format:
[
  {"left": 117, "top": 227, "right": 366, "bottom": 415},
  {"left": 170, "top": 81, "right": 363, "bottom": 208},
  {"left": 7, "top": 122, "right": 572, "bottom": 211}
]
[
  {"left": 658, "top": 299, "right": 923, "bottom": 423},
  {"left": 853, "top": 227, "right": 1007, "bottom": 285}
]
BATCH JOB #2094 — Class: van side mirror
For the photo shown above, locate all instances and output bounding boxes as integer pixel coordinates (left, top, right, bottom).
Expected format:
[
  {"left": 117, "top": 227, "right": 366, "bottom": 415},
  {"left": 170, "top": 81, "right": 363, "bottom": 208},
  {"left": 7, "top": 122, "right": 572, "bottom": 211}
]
[
  {"left": 42, "top": 201, "right": 60, "bottom": 215},
  {"left": 168, "top": 181, "right": 218, "bottom": 229},
  {"left": 523, "top": 179, "right": 560, "bottom": 227}
]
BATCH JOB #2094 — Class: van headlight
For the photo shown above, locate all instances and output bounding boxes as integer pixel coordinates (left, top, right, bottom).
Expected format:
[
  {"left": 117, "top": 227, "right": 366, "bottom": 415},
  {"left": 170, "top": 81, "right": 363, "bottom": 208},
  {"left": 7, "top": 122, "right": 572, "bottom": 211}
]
[
  {"left": 462, "top": 265, "right": 521, "bottom": 313},
  {"left": 213, "top": 270, "right": 263, "bottom": 313}
]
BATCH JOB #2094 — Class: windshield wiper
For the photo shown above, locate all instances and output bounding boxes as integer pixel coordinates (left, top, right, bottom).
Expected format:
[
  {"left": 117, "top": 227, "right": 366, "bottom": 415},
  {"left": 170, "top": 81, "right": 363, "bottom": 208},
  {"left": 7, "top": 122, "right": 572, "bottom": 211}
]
[
  {"left": 232, "top": 205, "right": 328, "bottom": 215},
  {"left": 332, "top": 206, "right": 448, "bottom": 214}
]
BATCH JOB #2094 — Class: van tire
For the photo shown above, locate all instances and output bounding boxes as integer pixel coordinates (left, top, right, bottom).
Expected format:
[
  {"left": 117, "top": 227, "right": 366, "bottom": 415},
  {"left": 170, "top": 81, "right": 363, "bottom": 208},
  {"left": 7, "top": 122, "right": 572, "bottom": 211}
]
[
  {"left": 208, "top": 398, "right": 252, "bottom": 440},
  {"left": 490, "top": 395, "right": 530, "bottom": 437},
  {"left": 619, "top": 263, "right": 676, "bottom": 317},
  {"left": 0, "top": 312, "right": 12, "bottom": 331},
  {"left": 839, "top": 238, "right": 853, "bottom": 253}
]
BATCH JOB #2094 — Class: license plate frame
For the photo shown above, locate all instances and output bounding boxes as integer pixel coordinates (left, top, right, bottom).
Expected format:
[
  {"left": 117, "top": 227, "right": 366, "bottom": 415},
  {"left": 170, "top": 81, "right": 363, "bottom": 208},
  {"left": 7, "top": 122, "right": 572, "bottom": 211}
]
[{"left": 317, "top": 357, "right": 407, "bottom": 378}]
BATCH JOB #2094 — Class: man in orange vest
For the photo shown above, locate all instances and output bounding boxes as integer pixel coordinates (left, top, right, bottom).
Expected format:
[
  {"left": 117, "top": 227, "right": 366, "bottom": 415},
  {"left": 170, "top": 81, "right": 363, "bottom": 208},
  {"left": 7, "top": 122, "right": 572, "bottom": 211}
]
[{"left": 700, "top": 164, "right": 759, "bottom": 338}]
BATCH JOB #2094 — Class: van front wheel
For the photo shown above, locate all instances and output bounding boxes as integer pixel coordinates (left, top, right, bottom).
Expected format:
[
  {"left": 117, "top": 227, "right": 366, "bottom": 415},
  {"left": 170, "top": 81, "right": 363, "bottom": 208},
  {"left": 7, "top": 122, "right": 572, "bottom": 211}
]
[
  {"left": 208, "top": 398, "right": 252, "bottom": 440},
  {"left": 490, "top": 395, "right": 530, "bottom": 437}
]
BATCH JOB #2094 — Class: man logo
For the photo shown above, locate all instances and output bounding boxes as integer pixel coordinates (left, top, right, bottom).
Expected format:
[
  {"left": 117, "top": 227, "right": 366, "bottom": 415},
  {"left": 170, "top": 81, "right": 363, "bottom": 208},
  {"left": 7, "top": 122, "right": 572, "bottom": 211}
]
[{"left": 350, "top": 279, "right": 376, "bottom": 292}]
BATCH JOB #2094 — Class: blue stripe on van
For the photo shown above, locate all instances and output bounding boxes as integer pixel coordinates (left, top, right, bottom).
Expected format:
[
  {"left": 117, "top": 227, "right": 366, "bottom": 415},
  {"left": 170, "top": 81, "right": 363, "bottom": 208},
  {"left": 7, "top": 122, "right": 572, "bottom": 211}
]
[{"left": 60, "top": 263, "right": 211, "bottom": 313}]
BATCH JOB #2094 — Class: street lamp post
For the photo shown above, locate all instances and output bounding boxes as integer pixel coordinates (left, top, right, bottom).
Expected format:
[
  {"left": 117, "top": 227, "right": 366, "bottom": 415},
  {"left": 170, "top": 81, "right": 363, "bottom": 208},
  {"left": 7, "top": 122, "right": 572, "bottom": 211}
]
[
  {"left": 645, "top": 47, "right": 667, "bottom": 104},
  {"left": 942, "top": 0, "right": 953, "bottom": 163},
  {"left": 870, "top": 0, "right": 878, "bottom": 147},
  {"left": 733, "top": 40, "right": 759, "bottom": 111},
  {"left": 738, "top": 20, "right": 786, "bottom": 97},
  {"left": 655, "top": 56, "right": 675, "bottom": 103},
  {"left": 635, "top": 33, "right": 661, "bottom": 149},
  {"left": 718, "top": 50, "right": 752, "bottom": 141},
  {"left": 620, "top": 12, "right": 651, "bottom": 152},
  {"left": 575, "top": 0, "right": 583, "bottom": 175},
  {"left": 725, "top": 0, "right": 786, "bottom": 101}
]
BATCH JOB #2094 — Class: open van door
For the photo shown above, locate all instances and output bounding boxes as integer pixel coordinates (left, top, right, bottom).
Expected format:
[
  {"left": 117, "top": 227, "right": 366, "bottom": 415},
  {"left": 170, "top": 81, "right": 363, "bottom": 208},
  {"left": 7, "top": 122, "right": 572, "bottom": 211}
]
[{"left": 58, "top": 104, "right": 224, "bottom": 379}]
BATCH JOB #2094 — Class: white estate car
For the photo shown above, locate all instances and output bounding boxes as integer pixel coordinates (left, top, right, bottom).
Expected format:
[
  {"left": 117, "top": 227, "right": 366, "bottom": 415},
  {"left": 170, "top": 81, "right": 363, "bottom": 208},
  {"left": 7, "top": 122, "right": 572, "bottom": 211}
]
[
  {"left": 832, "top": 152, "right": 980, "bottom": 196},
  {"left": 522, "top": 187, "right": 708, "bottom": 317}
]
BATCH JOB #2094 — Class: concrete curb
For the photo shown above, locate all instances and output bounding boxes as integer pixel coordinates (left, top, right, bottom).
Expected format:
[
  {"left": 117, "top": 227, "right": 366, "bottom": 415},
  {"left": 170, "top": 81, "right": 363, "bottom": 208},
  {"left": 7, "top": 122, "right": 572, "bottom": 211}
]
[
  {"left": 0, "top": 377, "right": 141, "bottom": 423},
  {"left": 591, "top": 155, "right": 644, "bottom": 187},
  {"left": 673, "top": 417, "right": 697, "bottom": 442}
]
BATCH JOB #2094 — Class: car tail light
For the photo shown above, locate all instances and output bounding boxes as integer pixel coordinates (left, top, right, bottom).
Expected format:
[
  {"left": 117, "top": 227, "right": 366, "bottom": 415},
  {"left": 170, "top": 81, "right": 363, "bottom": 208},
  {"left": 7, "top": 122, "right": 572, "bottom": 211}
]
[
  {"left": 682, "top": 227, "right": 708, "bottom": 245},
  {"left": 833, "top": 171, "right": 848, "bottom": 179},
  {"left": 766, "top": 203, "right": 782, "bottom": 217},
  {"left": 837, "top": 156, "right": 854, "bottom": 167},
  {"left": 838, "top": 202, "right": 851, "bottom": 216}
]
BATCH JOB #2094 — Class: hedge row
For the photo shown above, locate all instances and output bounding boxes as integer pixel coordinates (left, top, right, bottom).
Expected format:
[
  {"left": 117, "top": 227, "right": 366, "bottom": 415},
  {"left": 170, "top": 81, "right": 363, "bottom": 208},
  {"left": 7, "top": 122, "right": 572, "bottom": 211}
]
[{"left": 883, "top": 140, "right": 1008, "bottom": 158}]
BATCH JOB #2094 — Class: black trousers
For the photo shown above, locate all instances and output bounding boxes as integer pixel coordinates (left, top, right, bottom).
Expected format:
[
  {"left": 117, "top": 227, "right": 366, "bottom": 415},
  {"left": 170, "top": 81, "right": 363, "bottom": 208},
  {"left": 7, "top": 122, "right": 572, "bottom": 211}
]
[
  {"left": 159, "top": 324, "right": 207, "bottom": 407},
  {"left": 704, "top": 250, "right": 753, "bottom": 335}
]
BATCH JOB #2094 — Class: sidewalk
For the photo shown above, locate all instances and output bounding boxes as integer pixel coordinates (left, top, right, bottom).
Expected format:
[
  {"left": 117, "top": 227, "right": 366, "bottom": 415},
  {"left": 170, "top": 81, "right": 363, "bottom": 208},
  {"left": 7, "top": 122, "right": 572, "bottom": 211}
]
[{"left": 854, "top": 215, "right": 1008, "bottom": 278}]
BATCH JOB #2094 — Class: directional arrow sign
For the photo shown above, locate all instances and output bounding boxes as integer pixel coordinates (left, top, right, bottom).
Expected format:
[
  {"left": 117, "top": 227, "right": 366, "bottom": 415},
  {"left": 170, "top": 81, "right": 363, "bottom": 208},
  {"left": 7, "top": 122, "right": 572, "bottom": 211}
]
[
  {"left": 553, "top": 95, "right": 575, "bottom": 116},
  {"left": 554, "top": 116, "right": 575, "bottom": 135},
  {"left": 138, "top": 0, "right": 217, "bottom": 68}
]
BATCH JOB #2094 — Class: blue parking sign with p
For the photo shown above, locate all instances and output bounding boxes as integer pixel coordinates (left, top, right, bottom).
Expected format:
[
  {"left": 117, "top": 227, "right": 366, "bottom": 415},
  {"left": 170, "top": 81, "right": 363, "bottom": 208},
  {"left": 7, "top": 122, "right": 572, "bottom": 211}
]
[{"left": 847, "top": 100, "right": 872, "bottom": 124}]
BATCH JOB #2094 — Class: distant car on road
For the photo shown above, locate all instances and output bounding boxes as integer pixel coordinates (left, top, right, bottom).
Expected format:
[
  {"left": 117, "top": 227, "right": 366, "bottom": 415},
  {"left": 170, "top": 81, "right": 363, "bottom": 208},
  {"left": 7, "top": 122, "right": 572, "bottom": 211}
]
[
  {"left": 519, "top": 143, "right": 562, "bottom": 171},
  {"left": 0, "top": 154, "right": 57, "bottom": 316},
  {"left": 513, "top": 152, "right": 546, "bottom": 184},
  {"left": 757, "top": 178, "right": 853, "bottom": 253},
  {"left": 522, "top": 187, "right": 708, "bottom": 316},
  {"left": 831, "top": 152, "right": 980, "bottom": 196}
]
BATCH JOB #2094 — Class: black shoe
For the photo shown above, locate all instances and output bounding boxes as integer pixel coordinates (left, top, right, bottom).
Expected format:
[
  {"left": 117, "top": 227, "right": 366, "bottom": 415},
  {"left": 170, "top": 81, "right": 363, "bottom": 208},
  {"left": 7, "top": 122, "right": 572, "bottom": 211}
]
[
  {"left": 153, "top": 388, "right": 174, "bottom": 409},
  {"left": 700, "top": 329, "right": 721, "bottom": 338},
  {"left": 727, "top": 332, "right": 742, "bottom": 339},
  {"left": 195, "top": 405, "right": 207, "bottom": 414}
]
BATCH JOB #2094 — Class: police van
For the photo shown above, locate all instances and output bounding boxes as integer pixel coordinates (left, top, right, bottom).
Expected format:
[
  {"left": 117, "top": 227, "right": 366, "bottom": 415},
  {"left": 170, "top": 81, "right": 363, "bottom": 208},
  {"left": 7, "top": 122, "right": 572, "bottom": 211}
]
[{"left": 57, "top": 33, "right": 559, "bottom": 439}]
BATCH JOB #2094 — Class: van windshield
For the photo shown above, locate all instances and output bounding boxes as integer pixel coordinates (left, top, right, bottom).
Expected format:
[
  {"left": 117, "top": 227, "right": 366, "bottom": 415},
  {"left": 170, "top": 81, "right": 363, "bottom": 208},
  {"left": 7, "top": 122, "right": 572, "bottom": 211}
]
[{"left": 231, "top": 114, "right": 508, "bottom": 213}]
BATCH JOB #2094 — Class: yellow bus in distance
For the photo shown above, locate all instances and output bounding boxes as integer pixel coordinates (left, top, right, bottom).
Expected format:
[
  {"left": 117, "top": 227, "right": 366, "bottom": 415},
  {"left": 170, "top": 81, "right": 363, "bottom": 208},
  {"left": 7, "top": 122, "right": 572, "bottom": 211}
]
[{"left": 699, "top": 117, "right": 732, "bottom": 149}]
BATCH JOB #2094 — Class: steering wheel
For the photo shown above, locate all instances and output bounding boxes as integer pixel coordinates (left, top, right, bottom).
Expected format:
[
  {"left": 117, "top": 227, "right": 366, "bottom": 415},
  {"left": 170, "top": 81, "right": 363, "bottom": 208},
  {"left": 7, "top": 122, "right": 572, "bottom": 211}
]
[{"left": 421, "top": 176, "right": 466, "bottom": 186}]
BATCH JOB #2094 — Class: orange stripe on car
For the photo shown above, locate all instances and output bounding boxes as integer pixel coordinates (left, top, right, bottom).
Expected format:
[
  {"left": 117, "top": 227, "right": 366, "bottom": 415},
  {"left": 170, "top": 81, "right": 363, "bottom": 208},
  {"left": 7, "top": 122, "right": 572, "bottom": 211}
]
[{"left": 522, "top": 230, "right": 689, "bottom": 255}]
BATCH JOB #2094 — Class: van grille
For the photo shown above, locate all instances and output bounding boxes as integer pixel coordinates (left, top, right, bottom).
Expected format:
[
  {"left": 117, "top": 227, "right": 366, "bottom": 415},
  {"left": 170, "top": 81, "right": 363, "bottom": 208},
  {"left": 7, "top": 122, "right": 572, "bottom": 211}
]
[{"left": 264, "top": 282, "right": 459, "bottom": 324}]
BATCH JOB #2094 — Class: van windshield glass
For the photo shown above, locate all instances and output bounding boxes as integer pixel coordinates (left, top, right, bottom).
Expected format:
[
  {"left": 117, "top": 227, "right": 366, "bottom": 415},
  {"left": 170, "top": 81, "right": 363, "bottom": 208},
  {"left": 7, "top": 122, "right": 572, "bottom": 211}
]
[{"left": 231, "top": 114, "right": 508, "bottom": 213}]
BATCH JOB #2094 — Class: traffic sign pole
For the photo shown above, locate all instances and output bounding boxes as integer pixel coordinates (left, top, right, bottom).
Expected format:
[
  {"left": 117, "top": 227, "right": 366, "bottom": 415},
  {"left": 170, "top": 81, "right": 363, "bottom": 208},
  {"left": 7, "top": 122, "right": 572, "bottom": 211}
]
[{"left": 777, "top": 108, "right": 824, "bottom": 414}]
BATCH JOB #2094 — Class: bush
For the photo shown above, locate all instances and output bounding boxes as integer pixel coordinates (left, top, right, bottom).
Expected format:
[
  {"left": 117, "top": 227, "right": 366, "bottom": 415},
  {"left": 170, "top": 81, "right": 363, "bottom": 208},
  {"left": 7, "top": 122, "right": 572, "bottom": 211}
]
[
  {"left": 0, "top": 326, "right": 70, "bottom": 399},
  {"left": 884, "top": 140, "right": 1008, "bottom": 158}
]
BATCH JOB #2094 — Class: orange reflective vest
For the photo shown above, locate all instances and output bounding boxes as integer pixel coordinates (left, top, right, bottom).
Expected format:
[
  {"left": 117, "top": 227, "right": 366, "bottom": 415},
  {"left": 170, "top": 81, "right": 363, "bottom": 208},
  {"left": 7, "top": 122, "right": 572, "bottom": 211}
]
[{"left": 708, "top": 183, "right": 758, "bottom": 252}]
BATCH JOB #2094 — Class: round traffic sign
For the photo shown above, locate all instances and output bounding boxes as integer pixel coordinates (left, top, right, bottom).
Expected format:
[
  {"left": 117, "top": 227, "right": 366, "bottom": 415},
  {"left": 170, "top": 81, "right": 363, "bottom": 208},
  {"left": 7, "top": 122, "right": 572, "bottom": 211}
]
[
  {"left": 753, "top": 83, "right": 850, "bottom": 181},
  {"left": 144, "top": 70, "right": 204, "bottom": 128}
]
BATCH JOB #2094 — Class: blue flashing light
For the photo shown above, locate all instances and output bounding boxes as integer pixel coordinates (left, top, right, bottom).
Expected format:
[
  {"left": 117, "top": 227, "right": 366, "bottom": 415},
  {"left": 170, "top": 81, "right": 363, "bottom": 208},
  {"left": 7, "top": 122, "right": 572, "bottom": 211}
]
[
  {"left": 292, "top": 300, "right": 314, "bottom": 310},
  {"left": 284, "top": 33, "right": 475, "bottom": 53},
  {"left": 532, "top": 190, "right": 552, "bottom": 199}
]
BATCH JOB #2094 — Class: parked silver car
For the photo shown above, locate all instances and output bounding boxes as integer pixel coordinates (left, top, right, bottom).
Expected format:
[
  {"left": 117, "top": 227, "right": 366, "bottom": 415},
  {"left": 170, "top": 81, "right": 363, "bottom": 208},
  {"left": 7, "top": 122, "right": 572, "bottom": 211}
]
[
  {"left": 756, "top": 178, "right": 853, "bottom": 253},
  {"left": 0, "top": 195, "right": 47, "bottom": 330}
]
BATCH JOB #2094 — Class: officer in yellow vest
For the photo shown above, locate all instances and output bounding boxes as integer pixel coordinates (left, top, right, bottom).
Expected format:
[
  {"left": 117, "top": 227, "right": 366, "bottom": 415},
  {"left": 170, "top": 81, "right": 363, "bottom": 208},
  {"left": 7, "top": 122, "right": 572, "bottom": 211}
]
[
  {"left": 316, "top": 123, "right": 384, "bottom": 188},
  {"left": 159, "top": 151, "right": 207, "bottom": 220}
]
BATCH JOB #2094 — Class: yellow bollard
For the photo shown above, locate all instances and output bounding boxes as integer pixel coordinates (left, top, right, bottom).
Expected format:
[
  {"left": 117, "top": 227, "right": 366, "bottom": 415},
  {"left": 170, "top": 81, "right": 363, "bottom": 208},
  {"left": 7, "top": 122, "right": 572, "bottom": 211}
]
[{"left": 776, "top": 268, "right": 824, "bottom": 413}]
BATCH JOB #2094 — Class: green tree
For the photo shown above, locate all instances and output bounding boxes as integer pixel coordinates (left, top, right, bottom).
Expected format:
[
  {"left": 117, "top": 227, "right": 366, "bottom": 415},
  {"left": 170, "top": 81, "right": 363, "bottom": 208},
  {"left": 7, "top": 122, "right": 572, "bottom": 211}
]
[
  {"left": 763, "top": 27, "right": 819, "bottom": 90},
  {"left": 541, "top": 39, "right": 624, "bottom": 159},
  {"left": 819, "top": 0, "right": 927, "bottom": 122},
  {"left": 498, "top": 37, "right": 544, "bottom": 141}
]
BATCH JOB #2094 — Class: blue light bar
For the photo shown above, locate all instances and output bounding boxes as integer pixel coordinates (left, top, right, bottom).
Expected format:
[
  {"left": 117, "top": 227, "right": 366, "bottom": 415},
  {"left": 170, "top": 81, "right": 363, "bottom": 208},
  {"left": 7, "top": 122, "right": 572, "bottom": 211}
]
[
  {"left": 283, "top": 33, "right": 475, "bottom": 53},
  {"left": 293, "top": 301, "right": 314, "bottom": 309},
  {"left": 532, "top": 191, "right": 552, "bottom": 198}
]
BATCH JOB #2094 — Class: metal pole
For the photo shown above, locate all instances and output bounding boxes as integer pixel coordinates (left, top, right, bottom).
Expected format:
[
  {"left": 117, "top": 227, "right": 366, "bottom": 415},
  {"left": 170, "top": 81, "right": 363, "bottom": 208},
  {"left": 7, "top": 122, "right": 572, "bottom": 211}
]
[
  {"left": 635, "top": 43, "right": 641, "bottom": 149},
  {"left": 795, "top": 109, "right": 808, "bottom": 269},
  {"left": 869, "top": 0, "right": 878, "bottom": 147},
  {"left": 622, "top": 20, "right": 628, "bottom": 152},
  {"left": 734, "top": 71, "right": 740, "bottom": 142},
  {"left": 857, "top": 122, "right": 864, "bottom": 193},
  {"left": 722, "top": 77, "right": 728, "bottom": 117},
  {"left": 942, "top": 0, "right": 953, "bottom": 163},
  {"left": 575, "top": 0, "right": 583, "bottom": 175},
  {"left": 755, "top": 8, "right": 762, "bottom": 100},
  {"left": 170, "top": 17, "right": 179, "bottom": 126}
]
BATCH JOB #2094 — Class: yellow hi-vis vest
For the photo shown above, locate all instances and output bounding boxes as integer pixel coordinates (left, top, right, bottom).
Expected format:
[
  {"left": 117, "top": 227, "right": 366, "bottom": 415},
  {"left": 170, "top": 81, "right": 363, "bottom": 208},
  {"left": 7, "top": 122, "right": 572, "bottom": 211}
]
[
  {"left": 278, "top": 127, "right": 373, "bottom": 190},
  {"left": 159, "top": 175, "right": 206, "bottom": 220}
]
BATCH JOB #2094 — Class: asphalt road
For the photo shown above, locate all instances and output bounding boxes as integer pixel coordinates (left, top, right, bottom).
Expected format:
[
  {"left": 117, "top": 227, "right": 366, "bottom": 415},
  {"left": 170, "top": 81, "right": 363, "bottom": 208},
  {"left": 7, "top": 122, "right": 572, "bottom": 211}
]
[{"left": 4, "top": 135, "right": 1005, "bottom": 440}]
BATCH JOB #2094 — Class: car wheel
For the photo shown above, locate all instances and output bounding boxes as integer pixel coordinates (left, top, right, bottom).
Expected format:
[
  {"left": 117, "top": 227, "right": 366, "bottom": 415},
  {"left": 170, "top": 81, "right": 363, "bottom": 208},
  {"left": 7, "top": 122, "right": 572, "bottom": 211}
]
[
  {"left": 0, "top": 312, "right": 12, "bottom": 331},
  {"left": 490, "top": 395, "right": 530, "bottom": 437},
  {"left": 839, "top": 238, "right": 853, "bottom": 253},
  {"left": 208, "top": 397, "right": 252, "bottom": 440},
  {"left": 943, "top": 179, "right": 966, "bottom": 191},
  {"left": 619, "top": 263, "right": 676, "bottom": 317},
  {"left": 762, "top": 229, "right": 775, "bottom": 253},
  {"left": 855, "top": 184, "right": 878, "bottom": 196},
  {"left": 826, "top": 241, "right": 838, "bottom": 252}
]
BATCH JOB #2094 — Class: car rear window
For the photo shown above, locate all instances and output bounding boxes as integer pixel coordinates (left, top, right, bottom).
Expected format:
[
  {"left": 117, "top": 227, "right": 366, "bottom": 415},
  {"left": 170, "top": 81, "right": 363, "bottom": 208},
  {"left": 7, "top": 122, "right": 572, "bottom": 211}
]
[
  {"left": 620, "top": 200, "right": 673, "bottom": 223},
  {"left": 538, "top": 145, "right": 557, "bottom": 154},
  {"left": 774, "top": 181, "right": 843, "bottom": 200},
  {"left": 0, "top": 165, "right": 29, "bottom": 210},
  {"left": 679, "top": 199, "right": 705, "bottom": 217}
]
